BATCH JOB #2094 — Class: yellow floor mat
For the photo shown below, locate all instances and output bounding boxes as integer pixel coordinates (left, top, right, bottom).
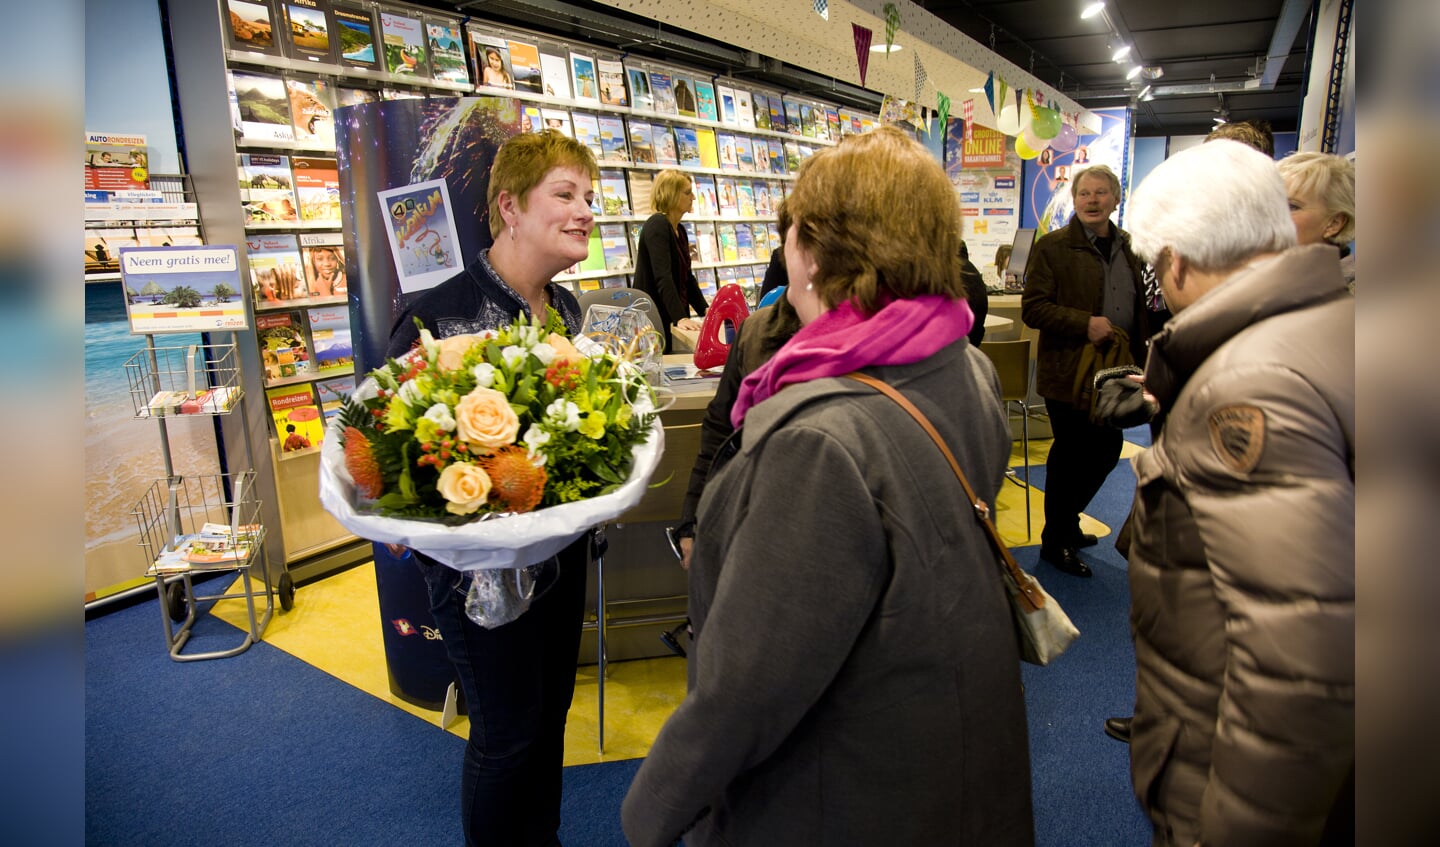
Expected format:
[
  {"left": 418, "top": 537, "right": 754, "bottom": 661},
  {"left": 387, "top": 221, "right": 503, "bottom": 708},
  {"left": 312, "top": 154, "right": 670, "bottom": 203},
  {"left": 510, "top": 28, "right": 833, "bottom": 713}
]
[
  {"left": 212, "top": 563, "right": 686, "bottom": 766},
  {"left": 993, "top": 434, "right": 1133, "bottom": 547}
]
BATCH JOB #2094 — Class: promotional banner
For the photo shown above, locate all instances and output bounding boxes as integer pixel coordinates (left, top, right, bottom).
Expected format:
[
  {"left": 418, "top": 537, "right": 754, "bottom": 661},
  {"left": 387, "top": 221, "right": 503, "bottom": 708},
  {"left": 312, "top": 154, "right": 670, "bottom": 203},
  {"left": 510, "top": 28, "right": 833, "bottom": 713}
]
[
  {"left": 334, "top": 96, "right": 526, "bottom": 374},
  {"left": 120, "top": 245, "right": 248, "bottom": 334},
  {"left": 1022, "top": 106, "right": 1131, "bottom": 233},
  {"left": 945, "top": 118, "right": 1021, "bottom": 287}
]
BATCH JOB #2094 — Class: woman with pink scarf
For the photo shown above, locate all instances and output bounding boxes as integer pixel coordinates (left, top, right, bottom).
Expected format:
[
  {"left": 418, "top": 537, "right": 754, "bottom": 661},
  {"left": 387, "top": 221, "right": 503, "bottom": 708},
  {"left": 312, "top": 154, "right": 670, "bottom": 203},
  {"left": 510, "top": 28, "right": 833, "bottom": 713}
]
[{"left": 622, "top": 126, "right": 1034, "bottom": 847}]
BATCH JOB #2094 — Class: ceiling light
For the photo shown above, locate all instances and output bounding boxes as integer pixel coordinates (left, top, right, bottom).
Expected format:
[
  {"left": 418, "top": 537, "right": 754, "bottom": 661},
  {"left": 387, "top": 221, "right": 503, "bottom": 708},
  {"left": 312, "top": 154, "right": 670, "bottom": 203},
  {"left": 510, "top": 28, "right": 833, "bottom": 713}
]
[
  {"left": 1111, "top": 44, "right": 1131, "bottom": 62},
  {"left": 1126, "top": 64, "right": 1143, "bottom": 80},
  {"left": 1142, "top": 66, "right": 1164, "bottom": 80},
  {"left": 870, "top": 43, "right": 904, "bottom": 53},
  {"left": 1081, "top": 2, "right": 1106, "bottom": 19}
]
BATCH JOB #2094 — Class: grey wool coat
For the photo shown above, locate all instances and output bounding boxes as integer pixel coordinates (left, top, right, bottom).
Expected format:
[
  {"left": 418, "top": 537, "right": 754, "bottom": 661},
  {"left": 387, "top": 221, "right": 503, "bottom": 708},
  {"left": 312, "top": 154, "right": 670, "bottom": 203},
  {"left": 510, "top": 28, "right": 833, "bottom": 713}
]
[{"left": 621, "top": 340, "right": 1035, "bottom": 847}]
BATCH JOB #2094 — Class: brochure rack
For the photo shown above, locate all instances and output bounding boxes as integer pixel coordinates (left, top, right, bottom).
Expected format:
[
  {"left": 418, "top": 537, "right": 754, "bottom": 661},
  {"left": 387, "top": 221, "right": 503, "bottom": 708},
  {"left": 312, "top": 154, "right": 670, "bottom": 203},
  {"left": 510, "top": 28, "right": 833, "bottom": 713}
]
[{"left": 125, "top": 337, "right": 295, "bottom": 661}]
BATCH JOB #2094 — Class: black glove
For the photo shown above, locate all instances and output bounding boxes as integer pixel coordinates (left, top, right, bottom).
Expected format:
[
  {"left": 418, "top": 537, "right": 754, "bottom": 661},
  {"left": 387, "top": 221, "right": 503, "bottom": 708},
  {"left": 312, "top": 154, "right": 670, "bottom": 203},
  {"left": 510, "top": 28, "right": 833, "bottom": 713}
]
[{"left": 1092, "top": 365, "right": 1157, "bottom": 429}]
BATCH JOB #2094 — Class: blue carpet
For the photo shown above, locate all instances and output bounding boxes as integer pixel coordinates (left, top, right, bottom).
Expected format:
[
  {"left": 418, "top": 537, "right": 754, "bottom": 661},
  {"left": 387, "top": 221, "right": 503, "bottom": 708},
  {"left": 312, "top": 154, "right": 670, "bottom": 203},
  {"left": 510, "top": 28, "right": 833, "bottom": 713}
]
[
  {"left": 86, "top": 577, "right": 462, "bottom": 846},
  {"left": 1018, "top": 425, "right": 1152, "bottom": 845},
  {"left": 86, "top": 426, "right": 1155, "bottom": 845}
]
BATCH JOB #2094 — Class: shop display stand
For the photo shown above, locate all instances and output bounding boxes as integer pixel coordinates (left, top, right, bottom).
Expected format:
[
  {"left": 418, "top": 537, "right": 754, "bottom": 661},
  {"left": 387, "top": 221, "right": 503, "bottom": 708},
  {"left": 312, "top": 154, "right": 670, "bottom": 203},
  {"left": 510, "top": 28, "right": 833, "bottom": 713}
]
[{"left": 125, "top": 337, "right": 294, "bottom": 661}]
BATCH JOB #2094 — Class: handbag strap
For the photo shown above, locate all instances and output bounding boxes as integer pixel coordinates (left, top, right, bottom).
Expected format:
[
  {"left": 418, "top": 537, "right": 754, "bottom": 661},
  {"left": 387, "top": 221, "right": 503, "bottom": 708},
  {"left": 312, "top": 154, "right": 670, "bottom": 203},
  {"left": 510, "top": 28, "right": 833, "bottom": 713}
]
[{"left": 842, "top": 372, "right": 1044, "bottom": 613}]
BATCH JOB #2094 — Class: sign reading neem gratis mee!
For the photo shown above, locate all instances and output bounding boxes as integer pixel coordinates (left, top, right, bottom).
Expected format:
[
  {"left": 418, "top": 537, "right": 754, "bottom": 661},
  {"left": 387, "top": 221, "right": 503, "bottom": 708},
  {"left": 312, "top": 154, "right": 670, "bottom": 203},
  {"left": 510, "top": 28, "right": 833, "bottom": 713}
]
[{"left": 120, "top": 245, "right": 250, "bottom": 335}]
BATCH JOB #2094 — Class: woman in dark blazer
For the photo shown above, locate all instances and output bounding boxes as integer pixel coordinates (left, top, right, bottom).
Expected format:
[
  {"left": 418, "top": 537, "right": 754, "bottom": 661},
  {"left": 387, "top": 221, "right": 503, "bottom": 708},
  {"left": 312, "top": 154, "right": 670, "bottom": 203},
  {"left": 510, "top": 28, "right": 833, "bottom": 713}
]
[{"left": 632, "top": 169, "right": 707, "bottom": 352}]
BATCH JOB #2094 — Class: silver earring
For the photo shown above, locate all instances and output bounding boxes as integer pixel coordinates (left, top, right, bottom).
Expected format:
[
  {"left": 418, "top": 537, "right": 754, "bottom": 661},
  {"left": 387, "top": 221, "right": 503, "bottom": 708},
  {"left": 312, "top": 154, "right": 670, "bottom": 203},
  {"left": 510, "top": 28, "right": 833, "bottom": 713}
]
[
  {"left": 510, "top": 225, "right": 517, "bottom": 241},
  {"left": 805, "top": 282, "right": 813, "bottom": 291}
]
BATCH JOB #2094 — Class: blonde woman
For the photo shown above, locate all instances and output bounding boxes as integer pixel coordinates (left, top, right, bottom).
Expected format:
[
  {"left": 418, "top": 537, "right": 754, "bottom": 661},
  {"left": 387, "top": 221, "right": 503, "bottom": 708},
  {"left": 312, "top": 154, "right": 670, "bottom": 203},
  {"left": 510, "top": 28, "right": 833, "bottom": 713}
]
[
  {"left": 1277, "top": 151, "right": 1356, "bottom": 290},
  {"left": 632, "top": 169, "right": 707, "bottom": 353}
]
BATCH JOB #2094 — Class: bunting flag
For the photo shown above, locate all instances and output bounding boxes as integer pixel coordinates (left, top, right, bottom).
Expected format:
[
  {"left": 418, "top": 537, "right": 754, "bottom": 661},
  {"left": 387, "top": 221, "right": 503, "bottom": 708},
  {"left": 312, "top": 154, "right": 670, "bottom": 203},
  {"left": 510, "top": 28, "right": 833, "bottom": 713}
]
[
  {"left": 1014, "top": 86, "right": 1024, "bottom": 116},
  {"left": 996, "top": 75, "right": 1009, "bottom": 120},
  {"left": 913, "top": 53, "right": 928, "bottom": 102},
  {"left": 983, "top": 72, "right": 996, "bottom": 115},
  {"left": 883, "top": 3, "right": 901, "bottom": 56},
  {"left": 813, "top": 0, "right": 828, "bottom": 20},
  {"left": 936, "top": 91, "right": 952, "bottom": 132},
  {"left": 962, "top": 97, "right": 974, "bottom": 140},
  {"left": 853, "top": 24, "right": 873, "bottom": 86}
]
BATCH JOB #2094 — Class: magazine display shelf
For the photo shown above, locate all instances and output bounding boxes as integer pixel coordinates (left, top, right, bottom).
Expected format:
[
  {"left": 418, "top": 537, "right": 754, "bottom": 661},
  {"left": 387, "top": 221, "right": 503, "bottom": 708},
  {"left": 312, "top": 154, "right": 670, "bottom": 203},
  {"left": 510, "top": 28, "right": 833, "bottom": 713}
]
[
  {"left": 124, "top": 337, "right": 295, "bottom": 661},
  {"left": 220, "top": 3, "right": 862, "bottom": 307}
]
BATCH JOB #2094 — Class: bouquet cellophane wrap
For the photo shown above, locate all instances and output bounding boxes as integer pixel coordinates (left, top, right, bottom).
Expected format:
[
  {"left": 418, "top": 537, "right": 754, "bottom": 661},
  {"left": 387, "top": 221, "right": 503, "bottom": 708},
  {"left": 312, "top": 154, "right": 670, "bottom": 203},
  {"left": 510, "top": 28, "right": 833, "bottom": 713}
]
[{"left": 318, "top": 353, "right": 665, "bottom": 571}]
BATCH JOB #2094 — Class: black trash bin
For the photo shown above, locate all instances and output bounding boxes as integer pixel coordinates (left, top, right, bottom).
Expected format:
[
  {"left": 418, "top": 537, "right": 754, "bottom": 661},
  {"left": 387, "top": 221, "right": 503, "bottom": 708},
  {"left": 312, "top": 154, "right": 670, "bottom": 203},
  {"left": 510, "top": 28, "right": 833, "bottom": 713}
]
[{"left": 372, "top": 542, "right": 454, "bottom": 710}]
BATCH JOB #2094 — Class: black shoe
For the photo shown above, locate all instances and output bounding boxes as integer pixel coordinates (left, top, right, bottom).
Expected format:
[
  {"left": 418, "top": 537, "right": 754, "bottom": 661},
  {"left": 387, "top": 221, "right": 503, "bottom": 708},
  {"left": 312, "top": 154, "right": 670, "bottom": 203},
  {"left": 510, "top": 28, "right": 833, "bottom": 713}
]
[
  {"left": 1076, "top": 533, "right": 1099, "bottom": 548},
  {"left": 1039, "top": 546, "right": 1093, "bottom": 577},
  {"left": 1104, "top": 716, "right": 1132, "bottom": 743},
  {"left": 659, "top": 620, "right": 689, "bottom": 657}
]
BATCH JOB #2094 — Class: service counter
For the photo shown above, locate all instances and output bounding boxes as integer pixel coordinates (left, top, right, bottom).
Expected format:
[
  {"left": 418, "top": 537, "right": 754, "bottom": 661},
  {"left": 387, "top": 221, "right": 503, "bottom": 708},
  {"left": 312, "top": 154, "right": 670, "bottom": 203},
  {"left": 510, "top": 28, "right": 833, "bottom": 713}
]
[{"left": 579, "top": 355, "right": 717, "bottom": 662}]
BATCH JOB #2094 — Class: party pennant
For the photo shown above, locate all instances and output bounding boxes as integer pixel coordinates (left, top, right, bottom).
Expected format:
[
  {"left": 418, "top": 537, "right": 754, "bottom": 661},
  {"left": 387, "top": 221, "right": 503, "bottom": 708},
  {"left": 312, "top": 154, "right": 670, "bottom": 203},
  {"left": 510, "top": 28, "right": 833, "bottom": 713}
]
[
  {"left": 911, "top": 105, "right": 928, "bottom": 136},
  {"left": 883, "top": 3, "right": 901, "bottom": 56},
  {"left": 983, "top": 72, "right": 996, "bottom": 115},
  {"left": 962, "top": 97, "right": 974, "bottom": 140},
  {"left": 913, "top": 53, "right": 928, "bottom": 102},
  {"left": 936, "top": 91, "right": 952, "bottom": 131},
  {"left": 813, "top": 0, "right": 828, "bottom": 21},
  {"left": 853, "top": 24, "right": 873, "bottom": 86},
  {"left": 996, "top": 75, "right": 1009, "bottom": 120}
]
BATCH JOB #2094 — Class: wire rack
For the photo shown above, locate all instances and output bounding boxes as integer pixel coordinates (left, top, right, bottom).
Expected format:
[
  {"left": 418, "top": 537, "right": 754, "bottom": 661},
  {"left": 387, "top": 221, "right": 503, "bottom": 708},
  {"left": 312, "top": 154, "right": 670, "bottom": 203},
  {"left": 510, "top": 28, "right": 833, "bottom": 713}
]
[
  {"left": 123, "top": 342, "right": 244, "bottom": 419},
  {"left": 132, "top": 471, "right": 266, "bottom": 577}
]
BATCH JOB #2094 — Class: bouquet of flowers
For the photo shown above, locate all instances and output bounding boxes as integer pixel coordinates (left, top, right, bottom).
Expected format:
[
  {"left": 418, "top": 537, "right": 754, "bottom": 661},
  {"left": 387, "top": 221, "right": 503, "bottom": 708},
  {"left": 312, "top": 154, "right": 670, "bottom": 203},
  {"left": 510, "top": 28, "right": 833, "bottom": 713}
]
[{"left": 318, "top": 315, "right": 665, "bottom": 578}]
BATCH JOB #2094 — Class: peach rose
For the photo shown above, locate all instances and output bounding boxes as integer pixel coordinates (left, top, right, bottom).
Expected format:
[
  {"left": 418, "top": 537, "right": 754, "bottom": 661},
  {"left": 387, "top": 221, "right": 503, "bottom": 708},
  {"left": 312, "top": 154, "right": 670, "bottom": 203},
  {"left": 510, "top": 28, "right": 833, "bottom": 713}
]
[
  {"left": 546, "top": 332, "right": 582, "bottom": 365},
  {"left": 437, "top": 462, "right": 492, "bottom": 515},
  {"left": 435, "top": 335, "right": 478, "bottom": 372},
  {"left": 456, "top": 387, "right": 520, "bottom": 448}
]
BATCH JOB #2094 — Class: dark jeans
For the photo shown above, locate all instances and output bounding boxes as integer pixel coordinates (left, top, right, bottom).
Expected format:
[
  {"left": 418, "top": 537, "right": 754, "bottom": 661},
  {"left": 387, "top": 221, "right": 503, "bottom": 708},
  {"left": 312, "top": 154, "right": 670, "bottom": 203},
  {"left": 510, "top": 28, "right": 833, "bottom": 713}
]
[
  {"left": 417, "top": 534, "right": 590, "bottom": 847},
  {"left": 1041, "top": 398, "right": 1123, "bottom": 550}
]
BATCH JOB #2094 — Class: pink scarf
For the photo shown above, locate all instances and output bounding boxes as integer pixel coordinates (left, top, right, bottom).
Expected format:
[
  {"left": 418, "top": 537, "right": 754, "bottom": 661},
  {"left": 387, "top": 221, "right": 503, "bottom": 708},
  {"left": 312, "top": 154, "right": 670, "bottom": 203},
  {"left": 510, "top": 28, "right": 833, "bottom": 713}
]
[{"left": 731, "top": 294, "right": 973, "bottom": 428}]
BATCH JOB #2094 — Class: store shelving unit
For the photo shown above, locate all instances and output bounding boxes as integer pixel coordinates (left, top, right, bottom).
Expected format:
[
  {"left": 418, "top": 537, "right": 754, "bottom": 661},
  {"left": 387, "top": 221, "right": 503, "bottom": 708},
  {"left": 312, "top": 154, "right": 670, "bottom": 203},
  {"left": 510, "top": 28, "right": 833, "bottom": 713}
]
[
  {"left": 124, "top": 338, "right": 294, "bottom": 661},
  {"left": 160, "top": 0, "right": 875, "bottom": 662}
]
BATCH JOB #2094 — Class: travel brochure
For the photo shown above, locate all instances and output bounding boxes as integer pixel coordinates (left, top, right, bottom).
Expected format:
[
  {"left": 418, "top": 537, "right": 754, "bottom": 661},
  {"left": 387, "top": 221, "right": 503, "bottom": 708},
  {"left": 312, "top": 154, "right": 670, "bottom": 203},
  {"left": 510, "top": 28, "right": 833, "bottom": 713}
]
[
  {"left": 379, "top": 10, "right": 427, "bottom": 78},
  {"left": 267, "top": 383, "right": 325, "bottom": 453}
]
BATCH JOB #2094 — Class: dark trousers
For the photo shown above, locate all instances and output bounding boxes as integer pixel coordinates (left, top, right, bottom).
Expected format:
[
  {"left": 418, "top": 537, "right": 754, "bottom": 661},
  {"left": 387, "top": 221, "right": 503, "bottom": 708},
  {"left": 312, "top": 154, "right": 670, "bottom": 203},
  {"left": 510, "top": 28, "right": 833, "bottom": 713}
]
[
  {"left": 418, "top": 535, "right": 590, "bottom": 847},
  {"left": 1041, "top": 398, "right": 1123, "bottom": 549}
]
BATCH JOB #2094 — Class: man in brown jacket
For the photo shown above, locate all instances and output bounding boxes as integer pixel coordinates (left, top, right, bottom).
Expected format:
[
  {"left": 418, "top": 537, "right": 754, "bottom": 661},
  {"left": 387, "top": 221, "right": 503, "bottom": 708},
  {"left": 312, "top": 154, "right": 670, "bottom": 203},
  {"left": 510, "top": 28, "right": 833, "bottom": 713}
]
[
  {"left": 1122, "top": 139, "right": 1354, "bottom": 845},
  {"left": 1021, "top": 165, "right": 1151, "bottom": 576}
]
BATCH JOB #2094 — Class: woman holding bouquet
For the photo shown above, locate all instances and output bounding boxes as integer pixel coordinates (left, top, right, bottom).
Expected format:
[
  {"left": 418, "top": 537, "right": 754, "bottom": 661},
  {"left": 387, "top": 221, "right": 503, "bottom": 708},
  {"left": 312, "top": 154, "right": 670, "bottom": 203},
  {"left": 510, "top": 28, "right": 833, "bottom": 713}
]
[
  {"left": 384, "top": 130, "right": 598, "bottom": 847},
  {"left": 632, "top": 169, "right": 707, "bottom": 353},
  {"left": 622, "top": 126, "right": 1033, "bottom": 846}
]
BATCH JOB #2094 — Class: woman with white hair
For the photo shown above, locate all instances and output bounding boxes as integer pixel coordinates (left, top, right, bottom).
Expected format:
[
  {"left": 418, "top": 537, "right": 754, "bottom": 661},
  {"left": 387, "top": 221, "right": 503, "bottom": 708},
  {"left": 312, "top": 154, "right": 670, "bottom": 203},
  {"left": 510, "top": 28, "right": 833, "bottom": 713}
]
[{"left": 1277, "top": 151, "right": 1356, "bottom": 290}]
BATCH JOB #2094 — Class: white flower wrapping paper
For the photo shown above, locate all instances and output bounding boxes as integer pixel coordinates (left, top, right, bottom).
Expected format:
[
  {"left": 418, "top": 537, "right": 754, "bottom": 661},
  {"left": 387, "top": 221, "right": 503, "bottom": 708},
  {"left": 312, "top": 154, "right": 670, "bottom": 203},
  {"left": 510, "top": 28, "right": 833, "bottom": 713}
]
[{"left": 318, "top": 348, "right": 666, "bottom": 571}]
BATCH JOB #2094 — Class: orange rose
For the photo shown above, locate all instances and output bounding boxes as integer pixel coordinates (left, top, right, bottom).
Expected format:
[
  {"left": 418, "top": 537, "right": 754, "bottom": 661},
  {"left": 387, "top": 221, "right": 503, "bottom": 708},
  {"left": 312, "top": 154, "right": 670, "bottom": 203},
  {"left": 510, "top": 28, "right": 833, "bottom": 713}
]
[
  {"left": 455, "top": 387, "right": 520, "bottom": 448},
  {"left": 435, "top": 335, "right": 478, "bottom": 372},
  {"left": 436, "top": 462, "right": 492, "bottom": 515}
]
